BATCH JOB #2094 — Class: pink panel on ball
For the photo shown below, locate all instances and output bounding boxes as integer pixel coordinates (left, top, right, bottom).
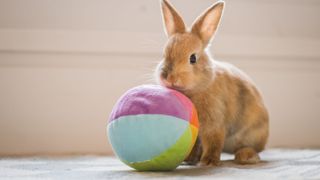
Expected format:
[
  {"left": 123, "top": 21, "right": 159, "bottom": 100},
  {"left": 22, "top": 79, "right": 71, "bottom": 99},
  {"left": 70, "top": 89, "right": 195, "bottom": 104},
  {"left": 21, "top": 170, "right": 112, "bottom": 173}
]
[{"left": 169, "top": 89, "right": 194, "bottom": 123}]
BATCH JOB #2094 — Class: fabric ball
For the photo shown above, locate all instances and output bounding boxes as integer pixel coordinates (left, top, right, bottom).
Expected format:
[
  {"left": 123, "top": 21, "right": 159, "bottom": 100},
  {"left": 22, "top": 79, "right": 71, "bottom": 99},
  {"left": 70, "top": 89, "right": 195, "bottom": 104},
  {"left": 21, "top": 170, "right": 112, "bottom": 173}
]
[{"left": 107, "top": 85, "right": 199, "bottom": 171}]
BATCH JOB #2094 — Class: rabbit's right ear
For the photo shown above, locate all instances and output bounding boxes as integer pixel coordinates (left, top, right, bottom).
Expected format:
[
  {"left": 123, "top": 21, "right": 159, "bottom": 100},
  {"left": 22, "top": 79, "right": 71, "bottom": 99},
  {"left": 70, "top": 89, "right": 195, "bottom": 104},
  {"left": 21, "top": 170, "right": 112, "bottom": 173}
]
[{"left": 160, "top": 0, "right": 186, "bottom": 37}]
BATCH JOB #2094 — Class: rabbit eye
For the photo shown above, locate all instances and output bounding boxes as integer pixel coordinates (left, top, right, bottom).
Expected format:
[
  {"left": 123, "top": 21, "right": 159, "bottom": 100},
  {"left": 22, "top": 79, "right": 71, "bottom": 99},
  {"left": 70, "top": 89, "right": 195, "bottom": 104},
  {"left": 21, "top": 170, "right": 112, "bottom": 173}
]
[{"left": 189, "top": 54, "right": 197, "bottom": 64}]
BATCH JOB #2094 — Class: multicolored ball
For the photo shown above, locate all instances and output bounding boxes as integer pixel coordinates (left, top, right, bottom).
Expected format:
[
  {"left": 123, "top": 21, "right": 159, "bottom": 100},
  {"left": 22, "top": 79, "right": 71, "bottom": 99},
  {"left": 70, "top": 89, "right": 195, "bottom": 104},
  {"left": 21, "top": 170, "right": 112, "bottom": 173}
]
[{"left": 107, "top": 85, "right": 199, "bottom": 171}]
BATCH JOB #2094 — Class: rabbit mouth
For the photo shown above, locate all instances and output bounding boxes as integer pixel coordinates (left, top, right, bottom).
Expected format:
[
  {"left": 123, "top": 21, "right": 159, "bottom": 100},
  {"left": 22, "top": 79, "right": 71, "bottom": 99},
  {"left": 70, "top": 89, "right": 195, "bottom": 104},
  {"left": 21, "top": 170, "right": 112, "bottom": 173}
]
[
  {"left": 166, "top": 84, "right": 187, "bottom": 92},
  {"left": 160, "top": 78, "right": 187, "bottom": 91},
  {"left": 165, "top": 83, "right": 183, "bottom": 89}
]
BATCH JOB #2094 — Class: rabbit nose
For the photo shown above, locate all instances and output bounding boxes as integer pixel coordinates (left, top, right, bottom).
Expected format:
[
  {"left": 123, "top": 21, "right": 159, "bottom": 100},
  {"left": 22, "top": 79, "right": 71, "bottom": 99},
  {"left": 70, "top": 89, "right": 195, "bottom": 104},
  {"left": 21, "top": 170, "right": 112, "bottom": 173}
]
[
  {"left": 161, "top": 71, "right": 168, "bottom": 79},
  {"left": 161, "top": 63, "right": 173, "bottom": 78}
]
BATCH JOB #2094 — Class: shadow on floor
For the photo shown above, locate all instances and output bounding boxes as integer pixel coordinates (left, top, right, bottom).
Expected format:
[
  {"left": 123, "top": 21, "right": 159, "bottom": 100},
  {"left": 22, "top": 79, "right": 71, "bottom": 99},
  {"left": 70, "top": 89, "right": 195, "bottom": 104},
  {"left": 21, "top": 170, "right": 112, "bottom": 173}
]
[{"left": 116, "top": 160, "right": 271, "bottom": 178}]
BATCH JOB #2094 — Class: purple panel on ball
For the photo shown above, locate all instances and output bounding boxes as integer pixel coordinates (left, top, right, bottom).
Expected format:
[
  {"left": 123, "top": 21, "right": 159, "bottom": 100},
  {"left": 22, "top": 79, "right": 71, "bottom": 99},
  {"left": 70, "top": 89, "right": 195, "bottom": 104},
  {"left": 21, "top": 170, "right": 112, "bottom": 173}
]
[{"left": 109, "top": 85, "right": 189, "bottom": 123}]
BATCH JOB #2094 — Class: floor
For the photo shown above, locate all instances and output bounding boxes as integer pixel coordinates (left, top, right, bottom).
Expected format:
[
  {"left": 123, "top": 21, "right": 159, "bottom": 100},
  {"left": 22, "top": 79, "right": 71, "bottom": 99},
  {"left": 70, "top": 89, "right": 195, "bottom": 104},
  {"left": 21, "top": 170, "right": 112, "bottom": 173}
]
[{"left": 1, "top": 149, "right": 320, "bottom": 180}]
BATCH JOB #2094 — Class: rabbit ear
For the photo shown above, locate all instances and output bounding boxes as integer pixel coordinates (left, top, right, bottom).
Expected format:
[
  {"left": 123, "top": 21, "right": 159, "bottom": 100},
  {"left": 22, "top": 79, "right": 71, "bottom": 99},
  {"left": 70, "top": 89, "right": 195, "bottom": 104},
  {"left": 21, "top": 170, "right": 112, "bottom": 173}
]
[
  {"left": 191, "top": 1, "right": 224, "bottom": 46},
  {"left": 161, "top": 0, "right": 186, "bottom": 37}
]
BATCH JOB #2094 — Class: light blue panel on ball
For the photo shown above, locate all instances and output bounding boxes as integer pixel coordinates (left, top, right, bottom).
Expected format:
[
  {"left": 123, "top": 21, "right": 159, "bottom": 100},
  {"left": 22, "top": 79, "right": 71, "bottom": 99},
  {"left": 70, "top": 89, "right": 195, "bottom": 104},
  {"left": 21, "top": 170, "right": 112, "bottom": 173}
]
[{"left": 107, "top": 114, "right": 189, "bottom": 163}]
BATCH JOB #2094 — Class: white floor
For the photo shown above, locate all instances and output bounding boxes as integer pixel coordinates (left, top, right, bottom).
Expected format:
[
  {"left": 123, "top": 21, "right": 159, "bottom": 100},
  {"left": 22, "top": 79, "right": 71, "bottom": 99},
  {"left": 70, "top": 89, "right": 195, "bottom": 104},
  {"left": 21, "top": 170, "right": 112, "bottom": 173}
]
[{"left": 1, "top": 149, "right": 320, "bottom": 180}]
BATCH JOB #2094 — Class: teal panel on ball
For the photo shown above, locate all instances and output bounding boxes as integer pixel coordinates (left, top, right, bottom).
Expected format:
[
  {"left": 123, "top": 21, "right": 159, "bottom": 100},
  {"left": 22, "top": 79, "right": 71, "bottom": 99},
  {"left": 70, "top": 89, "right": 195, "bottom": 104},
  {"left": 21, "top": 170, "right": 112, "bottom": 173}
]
[
  {"left": 107, "top": 114, "right": 189, "bottom": 163},
  {"left": 127, "top": 126, "right": 193, "bottom": 171}
]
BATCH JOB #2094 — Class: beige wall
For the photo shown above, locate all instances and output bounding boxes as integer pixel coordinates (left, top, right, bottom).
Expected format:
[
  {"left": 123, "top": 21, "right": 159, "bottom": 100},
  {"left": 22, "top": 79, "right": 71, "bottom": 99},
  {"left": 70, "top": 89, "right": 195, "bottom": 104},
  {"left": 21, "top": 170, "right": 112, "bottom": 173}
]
[{"left": 0, "top": 0, "right": 320, "bottom": 155}]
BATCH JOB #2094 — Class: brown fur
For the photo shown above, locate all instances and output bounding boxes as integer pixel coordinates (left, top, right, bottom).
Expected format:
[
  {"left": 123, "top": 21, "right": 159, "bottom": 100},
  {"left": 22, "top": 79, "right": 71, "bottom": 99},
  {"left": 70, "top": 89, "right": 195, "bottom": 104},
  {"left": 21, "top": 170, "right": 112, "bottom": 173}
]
[{"left": 157, "top": 0, "right": 269, "bottom": 166}]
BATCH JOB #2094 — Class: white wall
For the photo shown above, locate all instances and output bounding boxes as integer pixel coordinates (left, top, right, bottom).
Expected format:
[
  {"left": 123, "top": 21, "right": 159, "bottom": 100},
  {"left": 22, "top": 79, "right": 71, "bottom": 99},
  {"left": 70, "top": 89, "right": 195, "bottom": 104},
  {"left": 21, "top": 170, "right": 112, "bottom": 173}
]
[{"left": 0, "top": 0, "right": 319, "bottom": 155}]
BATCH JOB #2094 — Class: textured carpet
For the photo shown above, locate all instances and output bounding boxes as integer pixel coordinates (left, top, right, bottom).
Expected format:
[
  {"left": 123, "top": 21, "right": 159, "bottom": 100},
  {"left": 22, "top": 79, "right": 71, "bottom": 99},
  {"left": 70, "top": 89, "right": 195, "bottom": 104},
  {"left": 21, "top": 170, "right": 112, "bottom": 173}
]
[{"left": 1, "top": 149, "right": 320, "bottom": 180}]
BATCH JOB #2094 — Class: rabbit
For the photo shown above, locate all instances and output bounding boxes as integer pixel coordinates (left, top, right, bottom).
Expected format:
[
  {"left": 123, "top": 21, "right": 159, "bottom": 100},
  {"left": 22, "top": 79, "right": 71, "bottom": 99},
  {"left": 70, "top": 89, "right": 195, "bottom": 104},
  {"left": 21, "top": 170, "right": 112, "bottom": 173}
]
[{"left": 155, "top": 0, "right": 269, "bottom": 166}]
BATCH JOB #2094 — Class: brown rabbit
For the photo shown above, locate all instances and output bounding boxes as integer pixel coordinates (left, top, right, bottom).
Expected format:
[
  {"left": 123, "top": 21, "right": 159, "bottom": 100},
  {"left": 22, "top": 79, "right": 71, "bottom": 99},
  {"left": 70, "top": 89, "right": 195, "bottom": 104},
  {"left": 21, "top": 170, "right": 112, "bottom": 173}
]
[{"left": 156, "top": 0, "right": 269, "bottom": 166}]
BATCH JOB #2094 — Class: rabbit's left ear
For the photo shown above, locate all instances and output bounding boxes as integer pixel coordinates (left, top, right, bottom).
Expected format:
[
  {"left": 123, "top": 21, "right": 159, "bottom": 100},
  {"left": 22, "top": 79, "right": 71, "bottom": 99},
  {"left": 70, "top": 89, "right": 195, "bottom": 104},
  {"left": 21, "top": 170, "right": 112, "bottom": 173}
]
[
  {"left": 191, "top": 1, "right": 225, "bottom": 46},
  {"left": 161, "top": 0, "right": 186, "bottom": 37}
]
